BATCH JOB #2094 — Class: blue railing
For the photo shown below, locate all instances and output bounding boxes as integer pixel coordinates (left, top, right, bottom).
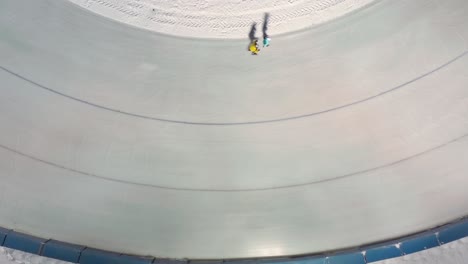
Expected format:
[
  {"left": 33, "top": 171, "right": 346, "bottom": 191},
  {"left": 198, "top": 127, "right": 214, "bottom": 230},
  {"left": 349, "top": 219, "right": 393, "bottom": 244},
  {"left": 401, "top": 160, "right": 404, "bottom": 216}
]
[{"left": 1, "top": 216, "right": 467, "bottom": 264}]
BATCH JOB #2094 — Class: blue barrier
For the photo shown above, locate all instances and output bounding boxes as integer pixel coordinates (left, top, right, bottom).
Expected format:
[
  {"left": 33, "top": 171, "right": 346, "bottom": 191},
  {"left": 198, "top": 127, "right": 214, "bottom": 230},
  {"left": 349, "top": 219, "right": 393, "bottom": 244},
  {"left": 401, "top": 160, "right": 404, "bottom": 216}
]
[
  {"left": 119, "top": 254, "right": 155, "bottom": 264},
  {"left": 399, "top": 234, "right": 440, "bottom": 255},
  {"left": 259, "top": 256, "right": 327, "bottom": 264},
  {"left": 80, "top": 248, "right": 155, "bottom": 264},
  {"left": 154, "top": 259, "right": 188, "bottom": 264},
  {"left": 0, "top": 217, "right": 467, "bottom": 264},
  {"left": 79, "top": 248, "right": 121, "bottom": 264},
  {"left": 224, "top": 259, "right": 258, "bottom": 264},
  {"left": 285, "top": 256, "right": 328, "bottom": 264},
  {"left": 365, "top": 245, "right": 402, "bottom": 263},
  {"left": 3, "top": 231, "right": 47, "bottom": 254},
  {"left": 0, "top": 227, "right": 9, "bottom": 246},
  {"left": 328, "top": 252, "right": 365, "bottom": 264},
  {"left": 438, "top": 220, "right": 468, "bottom": 245},
  {"left": 41, "top": 240, "right": 85, "bottom": 263}
]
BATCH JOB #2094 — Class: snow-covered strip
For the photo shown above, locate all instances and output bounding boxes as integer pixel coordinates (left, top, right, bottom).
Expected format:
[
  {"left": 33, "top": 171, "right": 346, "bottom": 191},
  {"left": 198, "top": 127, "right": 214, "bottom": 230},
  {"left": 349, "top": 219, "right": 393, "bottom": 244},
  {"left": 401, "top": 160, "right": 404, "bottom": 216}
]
[
  {"left": 67, "top": 0, "right": 376, "bottom": 38},
  {"left": 373, "top": 237, "right": 468, "bottom": 264},
  {"left": 0, "top": 247, "right": 72, "bottom": 264}
]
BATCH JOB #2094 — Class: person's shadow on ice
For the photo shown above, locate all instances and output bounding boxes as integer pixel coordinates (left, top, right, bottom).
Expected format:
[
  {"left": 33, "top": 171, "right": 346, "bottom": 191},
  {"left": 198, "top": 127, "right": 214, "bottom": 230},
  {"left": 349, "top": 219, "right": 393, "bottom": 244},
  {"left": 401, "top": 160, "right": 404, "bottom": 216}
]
[{"left": 247, "top": 22, "right": 260, "bottom": 55}]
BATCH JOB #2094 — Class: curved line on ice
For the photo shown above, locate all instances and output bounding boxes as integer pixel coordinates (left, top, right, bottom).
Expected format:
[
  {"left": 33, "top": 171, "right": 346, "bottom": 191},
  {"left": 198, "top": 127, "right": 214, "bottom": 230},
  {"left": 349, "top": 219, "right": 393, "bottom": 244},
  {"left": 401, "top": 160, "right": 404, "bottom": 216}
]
[
  {"left": 1, "top": 132, "right": 467, "bottom": 192},
  {"left": 0, "top": 50, "right": 466, "bottom": 126}
]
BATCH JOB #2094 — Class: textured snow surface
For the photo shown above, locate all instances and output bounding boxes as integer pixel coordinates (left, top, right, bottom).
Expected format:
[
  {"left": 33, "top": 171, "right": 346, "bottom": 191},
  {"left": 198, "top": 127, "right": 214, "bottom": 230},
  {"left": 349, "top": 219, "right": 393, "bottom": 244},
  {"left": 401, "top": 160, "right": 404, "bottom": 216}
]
[
  {"left": 67, "top": 0, "right": 376, "bottom": 38},
  {"left": 0, "top": 247, "right": 72, "bottom": 264},
  {"left": 374, "top": 238, "right": 468, "bottom": 264}
]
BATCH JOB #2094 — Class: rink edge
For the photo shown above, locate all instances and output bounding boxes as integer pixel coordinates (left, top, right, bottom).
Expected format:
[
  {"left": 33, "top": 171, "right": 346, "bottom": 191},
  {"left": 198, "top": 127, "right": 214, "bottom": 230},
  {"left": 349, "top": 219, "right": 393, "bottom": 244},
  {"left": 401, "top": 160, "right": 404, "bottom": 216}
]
[{"left": 1, "top": 216, "right": 468, "bottom": 264}]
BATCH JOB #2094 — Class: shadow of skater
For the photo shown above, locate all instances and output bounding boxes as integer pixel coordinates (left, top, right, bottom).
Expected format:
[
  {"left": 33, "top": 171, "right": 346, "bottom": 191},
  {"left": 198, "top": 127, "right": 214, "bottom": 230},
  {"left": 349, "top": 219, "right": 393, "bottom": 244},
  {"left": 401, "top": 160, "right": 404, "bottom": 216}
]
[
  {"left": 248, "top": 22, "right": 257, "bottom": 41},
  {"left": 262, "top": 13, "right": 271, "bottom": 47},
  {"left": 247, "top": 22, "right": 260, "bottom": 55}
]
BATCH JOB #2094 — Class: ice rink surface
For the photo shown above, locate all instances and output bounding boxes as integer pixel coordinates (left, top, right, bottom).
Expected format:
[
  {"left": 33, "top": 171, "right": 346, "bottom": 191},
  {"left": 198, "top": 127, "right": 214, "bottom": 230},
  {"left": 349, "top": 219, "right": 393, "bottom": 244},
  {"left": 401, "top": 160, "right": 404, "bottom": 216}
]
[{"left": 1, "top": 0, "right": 468, "bottom": 260}]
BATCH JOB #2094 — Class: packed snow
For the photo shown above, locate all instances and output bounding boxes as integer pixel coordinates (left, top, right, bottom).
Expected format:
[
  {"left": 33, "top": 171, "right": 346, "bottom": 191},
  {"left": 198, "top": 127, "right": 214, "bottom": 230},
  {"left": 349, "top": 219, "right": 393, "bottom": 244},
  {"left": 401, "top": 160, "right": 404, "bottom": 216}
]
[
  {"left": 374, "top": 238, "right": 468, "bottom": 264},
  {"left": 67, "top": 0, "right": 376, "bottom": 38},
  {"left": 0, "top": 247, "right": 72, "bottom": 264}
]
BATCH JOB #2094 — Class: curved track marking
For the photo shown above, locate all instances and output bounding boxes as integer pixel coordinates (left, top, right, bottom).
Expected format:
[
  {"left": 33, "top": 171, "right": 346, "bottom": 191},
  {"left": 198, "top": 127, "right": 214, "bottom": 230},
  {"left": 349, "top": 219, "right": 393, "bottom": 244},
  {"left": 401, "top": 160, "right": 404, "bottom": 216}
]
[
  {"left": 1, "top": 132, "right": 467, "bottom": 192},
  {"left": 0, "top": 50, "right": 466, "bottom": 126}
]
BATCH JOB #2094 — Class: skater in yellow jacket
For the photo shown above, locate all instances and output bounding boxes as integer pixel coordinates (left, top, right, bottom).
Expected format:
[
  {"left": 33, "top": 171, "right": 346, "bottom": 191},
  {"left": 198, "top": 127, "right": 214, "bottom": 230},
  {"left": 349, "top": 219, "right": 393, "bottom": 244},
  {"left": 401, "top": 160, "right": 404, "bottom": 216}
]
[{"left": 249, "top": 39, "right": 260, "bottom": 55}]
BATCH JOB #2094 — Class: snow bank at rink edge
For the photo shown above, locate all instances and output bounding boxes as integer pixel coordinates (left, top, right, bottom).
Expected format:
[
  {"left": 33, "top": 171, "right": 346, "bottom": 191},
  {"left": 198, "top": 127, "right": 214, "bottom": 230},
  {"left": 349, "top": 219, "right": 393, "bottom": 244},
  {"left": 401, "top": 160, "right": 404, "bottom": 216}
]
[{"left": 66, "top": 0, "right": 377, "bottom": 39}]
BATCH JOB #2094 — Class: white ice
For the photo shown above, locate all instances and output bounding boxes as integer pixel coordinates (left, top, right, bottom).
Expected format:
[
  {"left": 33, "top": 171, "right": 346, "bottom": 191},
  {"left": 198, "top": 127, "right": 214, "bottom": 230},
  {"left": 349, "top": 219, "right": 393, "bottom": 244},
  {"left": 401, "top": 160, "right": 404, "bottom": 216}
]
[{"left": 0, "top": 0, "right": 468, "bottom": 260}]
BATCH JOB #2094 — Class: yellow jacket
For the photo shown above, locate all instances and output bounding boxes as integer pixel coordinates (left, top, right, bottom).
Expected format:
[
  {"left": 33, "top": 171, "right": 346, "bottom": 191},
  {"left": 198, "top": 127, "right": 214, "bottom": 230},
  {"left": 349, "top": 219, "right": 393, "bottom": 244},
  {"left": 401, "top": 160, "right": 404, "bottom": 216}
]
[{"left": 249, "top": 41, "right": 259, "bottom": 54}]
